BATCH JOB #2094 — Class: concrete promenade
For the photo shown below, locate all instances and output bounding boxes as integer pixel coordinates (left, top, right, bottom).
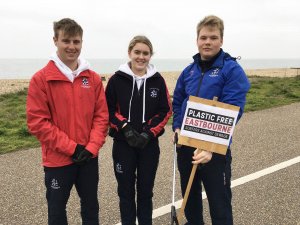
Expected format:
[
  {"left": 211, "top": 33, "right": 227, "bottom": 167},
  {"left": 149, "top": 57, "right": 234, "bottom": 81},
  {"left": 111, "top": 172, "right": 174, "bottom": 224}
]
[{"left": 0, "top": 102, "right": 299, "bottom": 225}]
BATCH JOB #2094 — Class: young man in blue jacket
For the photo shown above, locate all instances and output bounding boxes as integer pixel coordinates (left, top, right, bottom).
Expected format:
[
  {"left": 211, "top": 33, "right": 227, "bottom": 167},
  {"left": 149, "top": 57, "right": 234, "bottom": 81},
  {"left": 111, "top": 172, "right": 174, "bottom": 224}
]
[{"left": 172, "top": 15, "right": 250, "bottom": 225}]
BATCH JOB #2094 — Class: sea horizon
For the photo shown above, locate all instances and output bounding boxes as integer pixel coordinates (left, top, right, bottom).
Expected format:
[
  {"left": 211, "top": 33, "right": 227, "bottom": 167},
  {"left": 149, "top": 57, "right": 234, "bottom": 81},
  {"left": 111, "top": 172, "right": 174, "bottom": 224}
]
[{"left": 0, "top": 58, "right": 299, "bottom": 79}]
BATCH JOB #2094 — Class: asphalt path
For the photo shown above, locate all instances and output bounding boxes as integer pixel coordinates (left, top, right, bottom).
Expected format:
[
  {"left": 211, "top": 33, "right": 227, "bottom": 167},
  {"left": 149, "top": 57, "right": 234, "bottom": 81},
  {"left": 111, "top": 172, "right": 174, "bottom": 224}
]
[{"left": 0, "top": 102, "right": 299, "bottom": 225}]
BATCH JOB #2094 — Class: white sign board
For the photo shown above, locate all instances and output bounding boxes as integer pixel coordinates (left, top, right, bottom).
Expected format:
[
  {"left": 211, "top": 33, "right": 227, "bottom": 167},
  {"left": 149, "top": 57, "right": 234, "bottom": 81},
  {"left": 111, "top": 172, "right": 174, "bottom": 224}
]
[{"left": 180, "top": 100, "right": 239, "bottom": 146}]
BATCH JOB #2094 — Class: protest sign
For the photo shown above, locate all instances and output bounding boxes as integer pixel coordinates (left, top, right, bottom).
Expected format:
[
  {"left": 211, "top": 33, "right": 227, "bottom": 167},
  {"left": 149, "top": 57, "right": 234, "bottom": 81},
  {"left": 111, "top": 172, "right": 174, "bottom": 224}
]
[{"left": 178, "top": 96, "right": 240, "bottom": 155}]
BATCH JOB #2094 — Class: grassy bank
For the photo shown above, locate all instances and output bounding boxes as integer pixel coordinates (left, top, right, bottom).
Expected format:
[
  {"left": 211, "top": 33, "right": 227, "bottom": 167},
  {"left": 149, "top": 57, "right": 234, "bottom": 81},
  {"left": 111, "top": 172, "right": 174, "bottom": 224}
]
[
  {"left": 0, "top": 75, "right": 299, "bottom": 154},
  {"left": 245, "top": 75, "right": 300, "bottom": 111},
  {"left": 0, "top": 89, "right": 40, "bottom": 154}
]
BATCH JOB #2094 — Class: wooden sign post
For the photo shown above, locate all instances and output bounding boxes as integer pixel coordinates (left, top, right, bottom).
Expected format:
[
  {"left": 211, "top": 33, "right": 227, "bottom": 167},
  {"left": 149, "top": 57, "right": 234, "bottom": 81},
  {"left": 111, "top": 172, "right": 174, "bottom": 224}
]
[{"left": 176, "top": 96, "right": 240, "bottom": 224}]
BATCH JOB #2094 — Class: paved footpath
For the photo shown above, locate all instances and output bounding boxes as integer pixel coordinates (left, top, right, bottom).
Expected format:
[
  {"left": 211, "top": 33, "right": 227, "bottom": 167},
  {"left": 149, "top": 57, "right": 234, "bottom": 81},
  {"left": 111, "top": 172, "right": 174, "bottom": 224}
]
[{"left": 0, "top": 103, "right": 299, "bottom": 225}]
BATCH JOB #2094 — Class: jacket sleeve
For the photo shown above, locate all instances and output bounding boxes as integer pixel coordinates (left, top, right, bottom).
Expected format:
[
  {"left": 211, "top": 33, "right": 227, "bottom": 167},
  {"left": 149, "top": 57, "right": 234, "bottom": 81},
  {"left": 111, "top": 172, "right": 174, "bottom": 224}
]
[
  {"left": 85, "top": 78, "right": 109, "bottom": 155},
  {"left": 221, "top": 65, "right": 251, "bottom": 122},
  {"left": 172, "top": 70, "right": 188, "bottom": 131},
  {"left": 26, "top": 75, "right": 77, "bottom": 156},
  {"left": 143, "top": 77, "right": 172, "bottom": 137},
  {"left": 105, "top": 76, "right": 127, "bottom": 131}
]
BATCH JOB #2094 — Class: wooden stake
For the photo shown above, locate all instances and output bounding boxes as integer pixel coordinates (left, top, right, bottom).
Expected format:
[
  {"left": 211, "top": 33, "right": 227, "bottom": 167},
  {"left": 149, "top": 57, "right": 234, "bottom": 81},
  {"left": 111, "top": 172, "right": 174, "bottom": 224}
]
[{"left": 177, "top": 96, "right": 218, "bottom": 224}]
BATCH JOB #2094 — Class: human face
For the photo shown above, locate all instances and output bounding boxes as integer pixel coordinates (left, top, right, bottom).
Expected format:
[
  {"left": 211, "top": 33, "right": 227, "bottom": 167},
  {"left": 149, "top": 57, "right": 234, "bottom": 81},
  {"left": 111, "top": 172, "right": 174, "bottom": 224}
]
[
  {"left": 128, "top": 43, "right": 151, "bottom": 76},
  {"left": 197, "top": 26, "right": 223, "bottom": 61},
  {"left": 53, "top": 30, "right": 82, "bottom": 70}
]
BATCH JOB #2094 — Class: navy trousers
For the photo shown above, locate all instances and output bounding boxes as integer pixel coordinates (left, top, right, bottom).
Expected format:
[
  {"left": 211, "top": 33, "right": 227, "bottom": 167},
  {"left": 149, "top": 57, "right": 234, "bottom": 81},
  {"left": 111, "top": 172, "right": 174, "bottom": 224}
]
[
  {"left": 177, "top": 146, "right": 233, "bottom": 225},
  {"left": 112, "top": 140, "right": 160, "bottom": 225},
  {"left": 44, "top": 157, "right": 99, "bottom": 225}
]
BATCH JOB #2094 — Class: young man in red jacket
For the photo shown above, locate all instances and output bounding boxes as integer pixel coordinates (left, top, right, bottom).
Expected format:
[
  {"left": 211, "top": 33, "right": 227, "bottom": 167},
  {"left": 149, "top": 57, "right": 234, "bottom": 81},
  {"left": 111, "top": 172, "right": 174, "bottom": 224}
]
[{"left": 26, "top": 18, "right": 108, "bottom": 225}]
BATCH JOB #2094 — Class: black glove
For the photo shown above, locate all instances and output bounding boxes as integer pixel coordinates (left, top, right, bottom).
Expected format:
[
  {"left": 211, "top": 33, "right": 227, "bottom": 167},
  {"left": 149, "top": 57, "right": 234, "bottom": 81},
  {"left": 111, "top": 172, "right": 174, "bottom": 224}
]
[
  {"left": 72, "top": 144, "right": 85, "bottom": 161},
  {"left": 122, "top": 124, "right": 140, "bottom": 147},
  {"left": 108, "top": 127, "right": 116, "bottom": 137},
  {"left": 73, "top": 149, "right": 93, "bottom": 165},
  {"left": 135, "top": 132, "right": 151, "bottom": 149},
  {"left": 173, "top": 132, "right": 179, "bottom": 144}
]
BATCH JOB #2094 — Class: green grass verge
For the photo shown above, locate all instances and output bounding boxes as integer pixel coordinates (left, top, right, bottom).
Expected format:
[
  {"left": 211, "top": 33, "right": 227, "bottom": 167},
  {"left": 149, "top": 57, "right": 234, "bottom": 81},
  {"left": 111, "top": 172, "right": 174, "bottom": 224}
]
[
  {"left": 1, "top": 75, "right": 300, "bottom": 154},
  {"left": 245, "top": 76, "right": 300, "bottom": 111},
  {"left": 0, "top": 88, "right": 39, "bottom": 154}
]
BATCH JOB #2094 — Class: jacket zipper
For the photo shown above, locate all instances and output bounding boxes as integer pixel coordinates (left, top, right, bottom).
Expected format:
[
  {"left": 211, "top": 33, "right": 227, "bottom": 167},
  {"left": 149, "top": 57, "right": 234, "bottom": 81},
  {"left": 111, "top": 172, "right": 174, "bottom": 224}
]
[{"left": 195, "top": 65, "right": 205, "bottom": 97}]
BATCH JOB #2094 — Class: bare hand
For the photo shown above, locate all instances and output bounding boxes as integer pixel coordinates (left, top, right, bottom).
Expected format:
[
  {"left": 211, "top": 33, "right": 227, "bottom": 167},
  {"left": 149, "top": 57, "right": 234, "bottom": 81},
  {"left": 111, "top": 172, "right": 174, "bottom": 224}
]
[{"left": 192, "top": 150, "right": 212, "bottom": 164}]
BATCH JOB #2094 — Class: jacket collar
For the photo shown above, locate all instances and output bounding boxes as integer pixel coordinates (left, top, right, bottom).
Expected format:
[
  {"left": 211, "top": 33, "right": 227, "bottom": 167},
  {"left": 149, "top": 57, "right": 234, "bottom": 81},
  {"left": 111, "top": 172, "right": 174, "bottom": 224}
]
[
  {"left": 193, "top": 48, "right": 228, "bottom": 69},
  {"left": 45, "top": 61, "right": 91, "bottom": 82},
  {"left": 116, "top": 70, "right": 160, "bottom": 80}
]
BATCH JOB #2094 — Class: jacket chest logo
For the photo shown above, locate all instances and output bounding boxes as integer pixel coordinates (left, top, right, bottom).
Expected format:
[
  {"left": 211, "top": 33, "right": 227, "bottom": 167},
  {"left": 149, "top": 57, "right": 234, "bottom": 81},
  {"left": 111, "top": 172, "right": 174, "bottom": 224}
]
[
  {"left": 81, "top": 77, "right": 91, "bottom": 88},
  {"left": 209, "top": 68, "right": 220, "bottom": 77},
  {"left": 149, "top": 88, "right": 159, "bottom": 98}
]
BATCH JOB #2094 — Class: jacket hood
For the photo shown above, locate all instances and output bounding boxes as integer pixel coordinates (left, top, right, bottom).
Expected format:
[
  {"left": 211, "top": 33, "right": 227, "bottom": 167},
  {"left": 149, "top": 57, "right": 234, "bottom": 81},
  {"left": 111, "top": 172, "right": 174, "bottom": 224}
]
[
  {"left": 118, "top": 62, "right": 158, "bottom": 123},
  {"left": 50, "top": 52, "right": 90, "bottom": 82},
  {"left": 193, "top": 49, "right": 237, "bottom": 69},
  {"left": 118, "top": 62, "right": 157, "bottom": 79}
]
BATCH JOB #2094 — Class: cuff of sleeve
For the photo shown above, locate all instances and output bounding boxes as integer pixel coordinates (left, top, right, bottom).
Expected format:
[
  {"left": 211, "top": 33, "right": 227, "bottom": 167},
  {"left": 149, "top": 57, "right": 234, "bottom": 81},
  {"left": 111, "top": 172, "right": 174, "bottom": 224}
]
[
  {"left": 144, "top": 130, "right": 154, "bottom": 138},
  {"left": 85, "top": 143, "right": 99, "bottom": 157},
  {"left": 67, "top": 142, "right": 77, "bottom": 156}
]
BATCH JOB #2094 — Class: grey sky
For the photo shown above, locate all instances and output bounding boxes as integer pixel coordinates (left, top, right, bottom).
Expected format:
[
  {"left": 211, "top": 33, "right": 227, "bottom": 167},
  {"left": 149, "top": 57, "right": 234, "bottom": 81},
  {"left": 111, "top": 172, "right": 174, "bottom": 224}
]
[{"left": 1, "top": 0, "right": 299, "bottom": 59}]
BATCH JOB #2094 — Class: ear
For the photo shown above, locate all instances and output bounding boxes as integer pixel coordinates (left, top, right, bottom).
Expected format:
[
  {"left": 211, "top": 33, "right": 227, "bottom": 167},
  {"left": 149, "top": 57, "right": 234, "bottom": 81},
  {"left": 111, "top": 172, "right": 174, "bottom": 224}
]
[
  {"left": 220, "top": 37, "right": 223, "bottom": 46},
  {"left": 53, "top": 36, "right": 58, "bottom": 46},
  {"left": 128, "top": 50, "right": 131, "bottom": 59}
]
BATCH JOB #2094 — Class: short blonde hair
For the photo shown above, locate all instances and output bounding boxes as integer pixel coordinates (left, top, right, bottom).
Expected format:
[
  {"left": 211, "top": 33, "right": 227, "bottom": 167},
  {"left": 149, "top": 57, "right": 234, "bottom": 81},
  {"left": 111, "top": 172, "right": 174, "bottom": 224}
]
[
  {"left": 196, "top": 15, "right": 224, "bottom": 39},
  {"left": 128, "top": 35, "right": 153, "bottom": 56},
  {"left": 53, "top": 18, "right": 83, "bottom": 39}
]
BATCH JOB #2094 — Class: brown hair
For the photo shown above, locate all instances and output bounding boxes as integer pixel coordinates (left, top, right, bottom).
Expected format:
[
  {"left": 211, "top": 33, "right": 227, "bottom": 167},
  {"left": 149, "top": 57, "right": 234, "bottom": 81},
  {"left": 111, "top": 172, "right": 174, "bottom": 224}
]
[
  {"left": 196, "top": 15, "right": 224, "bottom": 39},
  {"left": 53, "top": 18, "right": 83, "bottom": 39},
  {"left": 128, "top": 35, "right": 154, "bottom": 56}
]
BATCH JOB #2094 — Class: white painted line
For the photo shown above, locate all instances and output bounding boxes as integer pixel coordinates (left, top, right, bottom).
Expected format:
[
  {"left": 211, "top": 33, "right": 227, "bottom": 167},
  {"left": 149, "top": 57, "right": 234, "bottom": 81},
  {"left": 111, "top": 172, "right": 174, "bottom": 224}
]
[
  {"left": 115, "top": 156, "right": 300, "bottom": 225},
  {"left": 231, "top": 156, "right": 300, "bottom": 188}
]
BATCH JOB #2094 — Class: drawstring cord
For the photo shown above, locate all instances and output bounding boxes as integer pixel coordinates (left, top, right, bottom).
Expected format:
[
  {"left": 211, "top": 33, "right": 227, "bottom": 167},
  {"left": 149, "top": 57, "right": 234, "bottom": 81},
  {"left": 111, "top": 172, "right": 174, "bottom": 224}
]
[
  {"left": 128, "top": 75, "right": 147, "bottom": 123},
  {"left": 128, "top": 77, "right": 135, "bottom": 122},
  {"left": 142, "top": 78, "right": 147, "bottom": 123}
]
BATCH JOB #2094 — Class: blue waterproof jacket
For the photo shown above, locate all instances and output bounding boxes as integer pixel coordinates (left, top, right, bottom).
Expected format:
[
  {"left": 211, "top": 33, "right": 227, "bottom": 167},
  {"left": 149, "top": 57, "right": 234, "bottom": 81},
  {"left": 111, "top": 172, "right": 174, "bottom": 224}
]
[{"left": 172, "top": 49, "right": 251, "bottom": 131}]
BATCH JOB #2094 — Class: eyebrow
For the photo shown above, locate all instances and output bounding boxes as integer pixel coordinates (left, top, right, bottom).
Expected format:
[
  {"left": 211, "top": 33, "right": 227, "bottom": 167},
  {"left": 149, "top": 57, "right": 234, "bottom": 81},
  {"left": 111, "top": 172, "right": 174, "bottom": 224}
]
[
  {"left": 61, "top": 38, "right": 81, "bottom": 42},
  {"left": 134, "top": 50, "right": 150, "bottom": 53}
]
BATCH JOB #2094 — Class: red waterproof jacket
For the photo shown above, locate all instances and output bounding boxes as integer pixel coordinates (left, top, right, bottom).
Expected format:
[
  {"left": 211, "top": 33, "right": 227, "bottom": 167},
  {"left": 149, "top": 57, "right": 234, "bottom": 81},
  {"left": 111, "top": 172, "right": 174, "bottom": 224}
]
[{"left": 27, "top": 61, "right": 109, "bottom": 167}]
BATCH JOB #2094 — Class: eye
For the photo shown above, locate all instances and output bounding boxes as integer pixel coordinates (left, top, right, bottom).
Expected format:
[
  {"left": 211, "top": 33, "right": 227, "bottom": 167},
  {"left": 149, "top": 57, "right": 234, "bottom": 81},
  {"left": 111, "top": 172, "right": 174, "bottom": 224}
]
[
  {"left": 73, "top": 40, "right": 81, "bottom": 44},
  {"left": 134, "top": 50, "right": 141, "bottom": 55},
  {"left": 62, "top": 39, "right": 70, "bottom": 44},
  {"left": 142, "top": 51, "right": 150, "bottom": 56}
]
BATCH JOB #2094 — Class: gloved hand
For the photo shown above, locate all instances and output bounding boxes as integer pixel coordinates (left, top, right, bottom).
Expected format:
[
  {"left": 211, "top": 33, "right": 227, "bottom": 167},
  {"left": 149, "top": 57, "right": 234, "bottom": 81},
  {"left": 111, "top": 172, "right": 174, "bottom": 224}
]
[
  {"left": 73, "top": 149, "right": 93, "bottom": 165},
  {"left": 108, "top": 127, "right": 116, "bottom": 137},
  {"left": 122, "top": 123, "right": 140, "bottom": 147},
  {"left": 72, "top": 144, "right": 85, "bottom": 161},
  {"left": 173, "top": 132, "right": 179, "bottom": 144},
  {"left": 172, "top": 129, "right": 181, "bottom": 153},
  {"left": 173, "top": 129, "right": 182, "bottom": 148},
  {"left": 135, "top": 132, "right": 151, "bottom": 149}
]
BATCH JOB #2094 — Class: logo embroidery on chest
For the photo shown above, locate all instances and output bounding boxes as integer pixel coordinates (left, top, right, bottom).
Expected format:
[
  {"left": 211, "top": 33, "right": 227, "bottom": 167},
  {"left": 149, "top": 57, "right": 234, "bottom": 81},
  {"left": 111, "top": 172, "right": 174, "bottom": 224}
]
[
  {"left": 149, "top": 88, "right": 159, "bottom": 98},
  {"left": 189, "top": 70, "right": 194, "bottom": 76},
  {"left": 81, "top": 77, "right": 91, "bottom": 88},
  {"left": 209, "top": 68, "right": 220, "bottom": 77}
]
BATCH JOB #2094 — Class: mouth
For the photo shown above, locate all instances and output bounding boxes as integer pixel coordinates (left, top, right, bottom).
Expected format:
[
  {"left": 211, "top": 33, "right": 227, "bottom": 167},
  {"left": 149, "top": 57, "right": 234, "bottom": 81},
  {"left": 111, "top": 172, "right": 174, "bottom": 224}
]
[
  {"left": 136, "top": 60, "right": 146, "bottom": 65},
  {"left": 66, "top": 51, "right": 77, "bottom": 57}
]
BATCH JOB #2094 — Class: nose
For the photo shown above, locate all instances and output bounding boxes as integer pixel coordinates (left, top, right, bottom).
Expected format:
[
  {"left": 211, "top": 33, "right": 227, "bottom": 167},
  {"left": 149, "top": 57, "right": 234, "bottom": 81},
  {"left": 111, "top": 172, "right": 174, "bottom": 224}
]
[
  {"left": 136, "top": 54, "right": 145, "bottom": 61},
  {"left": 69, "top": 42, "right": 75, "bottom": 49},
  {"left": 67, "top": 41, "right": 77, "bottom": 50},
  {"left": 204, "top": 38, "right": 211, "bottom": 45}
]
